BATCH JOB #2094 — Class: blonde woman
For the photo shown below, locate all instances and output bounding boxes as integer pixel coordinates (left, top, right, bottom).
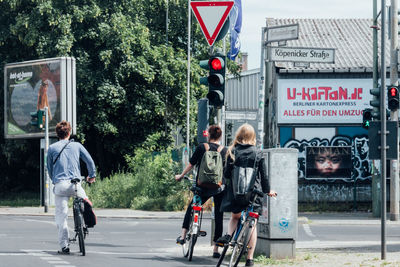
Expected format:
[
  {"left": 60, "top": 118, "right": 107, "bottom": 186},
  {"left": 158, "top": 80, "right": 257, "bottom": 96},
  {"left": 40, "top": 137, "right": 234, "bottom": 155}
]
[{"left": 216, "top": 123, "right": 277, "bottom": 267}]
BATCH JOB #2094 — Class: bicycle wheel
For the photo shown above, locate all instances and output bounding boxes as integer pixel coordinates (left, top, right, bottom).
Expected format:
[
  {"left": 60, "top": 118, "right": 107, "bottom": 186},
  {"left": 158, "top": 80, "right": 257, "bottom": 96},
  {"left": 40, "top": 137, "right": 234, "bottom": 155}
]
[
  {"left": 77, "top": 212, "right": 86, "bottom": 256},
  {"left": 229, "top": 221, "right": 252, "bottom": 267},
  {"left": 73, "top": 204, "right": 85, "bottom": 256},
  {"left": 216, "top": 243, "right": 229, "bottom": 267},
  {"left": 187, "top": 227, "right": 197, "bottom": 261},
  {"left": 182, "top": 226, "right": 191, "bottom": 257}
]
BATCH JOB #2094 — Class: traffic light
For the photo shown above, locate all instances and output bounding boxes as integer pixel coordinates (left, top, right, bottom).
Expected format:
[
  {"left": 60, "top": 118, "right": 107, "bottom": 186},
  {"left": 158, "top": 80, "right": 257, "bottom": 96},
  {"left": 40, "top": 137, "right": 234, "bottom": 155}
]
[
  {"left": 30, "top": 110, "right": 44, "bottom": 128},
  {"left": 370, "top": 87, "right": 380, "bottom": 119},
  {"left": 207, "top": 55, "right": 226, "bottom": 107},
  {"left": 362, "top": 108, "right": 372, "bottom": 129},
  {"left": 388, "top": 85, "right": 399, "bottom": 111},
  {"left": 197, "top": 98, "right": 209, "bottom": 143},
  {"left": 199, "top": 54, "right": 226, "bottom": 107}
]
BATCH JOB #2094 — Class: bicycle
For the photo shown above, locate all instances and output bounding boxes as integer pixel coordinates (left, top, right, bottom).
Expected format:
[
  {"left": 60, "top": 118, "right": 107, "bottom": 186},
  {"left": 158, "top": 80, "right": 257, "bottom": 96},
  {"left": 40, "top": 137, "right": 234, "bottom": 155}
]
[
  {"left": 69, "top": 178, "right": 89, "bottom": 256},
  {"left": 216, "top": 190, "right": 266, "bottom": 267},
  {"left": 181, "top": 176, "right": 207, "bottom": 261}
]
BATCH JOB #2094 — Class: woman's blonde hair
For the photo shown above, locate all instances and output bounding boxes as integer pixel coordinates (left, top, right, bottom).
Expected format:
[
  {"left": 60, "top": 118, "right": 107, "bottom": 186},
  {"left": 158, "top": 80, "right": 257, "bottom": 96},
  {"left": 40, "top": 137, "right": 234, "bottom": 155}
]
[{"left": 226, "top": 123, "right": 256, "bottom": 161}]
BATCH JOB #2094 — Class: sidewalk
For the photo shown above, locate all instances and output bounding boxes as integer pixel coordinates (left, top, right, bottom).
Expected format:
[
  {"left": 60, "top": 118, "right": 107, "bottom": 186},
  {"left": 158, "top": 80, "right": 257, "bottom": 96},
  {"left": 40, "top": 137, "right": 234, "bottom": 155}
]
[{"left": 1, "top": 206, "right": 400, "bottom": 224}]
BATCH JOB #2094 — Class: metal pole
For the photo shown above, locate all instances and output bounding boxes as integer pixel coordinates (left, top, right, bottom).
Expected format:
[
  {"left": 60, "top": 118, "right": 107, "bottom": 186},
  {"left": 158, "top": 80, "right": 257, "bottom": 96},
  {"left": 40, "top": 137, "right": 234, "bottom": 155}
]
[
  {"left": 166, "top": 0, "right": 169, "bottom": 44},
  {"left": 389, "top": 0, "right": 399, "bottom": 221},
  {"left": 372, "top": 0, "right": 381, "bottom": 218},
  {"left": 380, "top": 0, "right": 387, "bottom": 259},
  {"left": 44, "top": 107, "right": 49, "bottom": 213},
  {"left": 186, "top": 0, "right": 191, "bottom": 165},
  {"left": 260, "top": 27, "right": 267, "bottom": 148}
]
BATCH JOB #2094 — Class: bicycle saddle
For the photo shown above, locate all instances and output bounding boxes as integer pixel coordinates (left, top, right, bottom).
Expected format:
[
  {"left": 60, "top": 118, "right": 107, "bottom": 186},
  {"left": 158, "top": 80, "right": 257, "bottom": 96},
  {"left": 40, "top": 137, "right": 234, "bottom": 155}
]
[{"left": 71, "top": 178, "right": 80, "bottom": 184}]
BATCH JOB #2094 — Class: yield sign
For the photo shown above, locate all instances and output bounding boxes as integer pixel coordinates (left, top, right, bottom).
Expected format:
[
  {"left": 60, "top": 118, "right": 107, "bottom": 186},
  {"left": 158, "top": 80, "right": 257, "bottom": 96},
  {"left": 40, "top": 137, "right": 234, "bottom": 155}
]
[{"left": 190, "top": 1, "right": 234, "bottom": 46}]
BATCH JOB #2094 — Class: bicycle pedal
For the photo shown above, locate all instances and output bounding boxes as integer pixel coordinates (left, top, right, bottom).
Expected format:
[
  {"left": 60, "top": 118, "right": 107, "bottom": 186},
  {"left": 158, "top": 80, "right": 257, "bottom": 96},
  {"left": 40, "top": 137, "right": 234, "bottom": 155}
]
[{"left": 199, "top": 231, "right": 207, "bottom": 237}]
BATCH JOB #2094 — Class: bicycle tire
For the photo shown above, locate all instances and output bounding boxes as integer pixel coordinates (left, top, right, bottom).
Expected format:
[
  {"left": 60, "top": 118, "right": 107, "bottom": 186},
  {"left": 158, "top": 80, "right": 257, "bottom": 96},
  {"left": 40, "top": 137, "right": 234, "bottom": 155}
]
[
  {"left": 77, "top": 212, "right": 86, "bottom": 256},
  {"left": 216, "top": 243, "right": 229, "bottom": 267},
  {"left": 73, "top": 202, "right": 86, "bottom": 256},
  {"left": 229, "top": 221, "right": 252, "bottom": 267},
  {"left": 187, "top": 230, "right": 197, "bottom": 261},
  {"left": 182, "top": 223, "right": 192, "bottom": 257}
]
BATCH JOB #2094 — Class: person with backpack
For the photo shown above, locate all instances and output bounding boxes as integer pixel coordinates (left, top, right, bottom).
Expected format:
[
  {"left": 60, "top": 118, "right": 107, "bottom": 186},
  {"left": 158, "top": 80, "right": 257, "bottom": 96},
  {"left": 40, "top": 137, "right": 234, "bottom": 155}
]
[
  {"left": 216, "top": 123, "right": 277, "bottom": 267},
  {"left": 175, "top": 125, "right": 227, "bottom": 258},
  {"left": 46, "top": 120, "right": 96, "bottom": 254}
]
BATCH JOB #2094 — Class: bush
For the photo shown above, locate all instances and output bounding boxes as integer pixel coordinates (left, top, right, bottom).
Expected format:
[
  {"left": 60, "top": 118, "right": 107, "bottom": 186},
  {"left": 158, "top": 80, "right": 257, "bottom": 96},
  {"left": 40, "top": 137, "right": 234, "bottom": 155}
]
[{"left": 86, "top": 147, "right": 189, "bottom": 211}]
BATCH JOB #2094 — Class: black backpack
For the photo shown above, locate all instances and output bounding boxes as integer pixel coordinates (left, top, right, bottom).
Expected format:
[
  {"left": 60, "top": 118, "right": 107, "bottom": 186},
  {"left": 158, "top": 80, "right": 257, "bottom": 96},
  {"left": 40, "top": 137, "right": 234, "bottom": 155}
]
[
  {"left": 83, "top": 199, "right": 97, "bottom": 228},
  {"left": 231, "top": 151, "right": 260, "bottom": 206}
]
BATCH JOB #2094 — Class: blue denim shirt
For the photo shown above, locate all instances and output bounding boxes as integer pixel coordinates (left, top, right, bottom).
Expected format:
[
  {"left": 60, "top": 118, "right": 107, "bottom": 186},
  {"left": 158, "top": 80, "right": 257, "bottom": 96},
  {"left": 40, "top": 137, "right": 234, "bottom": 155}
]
[{"left": 47, "top": 139, "right": 96, "bottom": 184}]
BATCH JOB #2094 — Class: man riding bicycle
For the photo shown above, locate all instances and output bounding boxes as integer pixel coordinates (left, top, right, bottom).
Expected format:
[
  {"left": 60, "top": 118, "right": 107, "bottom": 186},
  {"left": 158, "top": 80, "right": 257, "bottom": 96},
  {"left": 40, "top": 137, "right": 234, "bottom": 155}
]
[
  {"left": 46, "top": 121, "right": 96, "bottom": 254},
  {"left": 175, "top": 125, "right": 227, "bottom": 258}
]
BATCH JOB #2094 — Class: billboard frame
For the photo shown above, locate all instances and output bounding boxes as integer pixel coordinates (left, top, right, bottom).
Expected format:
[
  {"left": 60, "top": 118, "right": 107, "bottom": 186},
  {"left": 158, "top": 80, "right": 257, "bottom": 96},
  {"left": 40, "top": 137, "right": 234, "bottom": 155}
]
[{"left": 4, "top": 57, "right": 76, "bottom": 139}]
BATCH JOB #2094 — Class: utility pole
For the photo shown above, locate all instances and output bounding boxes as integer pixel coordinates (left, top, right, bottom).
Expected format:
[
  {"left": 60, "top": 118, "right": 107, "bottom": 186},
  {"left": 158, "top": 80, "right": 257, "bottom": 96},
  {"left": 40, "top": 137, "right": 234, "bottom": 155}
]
[{"left": 389, "top": 0, "right": 399, "bottom": 222}]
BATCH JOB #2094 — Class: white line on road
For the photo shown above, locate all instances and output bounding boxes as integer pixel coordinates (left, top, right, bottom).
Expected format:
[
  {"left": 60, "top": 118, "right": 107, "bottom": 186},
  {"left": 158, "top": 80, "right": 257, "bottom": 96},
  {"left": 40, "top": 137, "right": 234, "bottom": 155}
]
[
  {"left": 303, "top": 223, "right": 316, "bottom": 238},
  {"left": 48, "top": 261, "right": 70, "bottom": 264},
  {"left": 40, "top": 256, "right": 63, "bottom": 261}
]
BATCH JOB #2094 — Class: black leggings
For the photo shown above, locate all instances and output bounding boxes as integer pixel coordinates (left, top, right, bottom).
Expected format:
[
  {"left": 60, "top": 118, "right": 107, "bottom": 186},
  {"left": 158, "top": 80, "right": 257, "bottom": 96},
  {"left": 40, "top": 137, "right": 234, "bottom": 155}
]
[{"left": 182, "top": 192, "right": 223, "bottom": 242}]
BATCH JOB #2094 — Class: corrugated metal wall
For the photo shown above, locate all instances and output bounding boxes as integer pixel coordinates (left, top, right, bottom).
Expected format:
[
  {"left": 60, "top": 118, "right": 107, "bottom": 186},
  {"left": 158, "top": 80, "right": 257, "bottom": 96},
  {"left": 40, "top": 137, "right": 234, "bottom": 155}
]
[{"left": 225, "top": 69, "right": 260, "bottom": 110}]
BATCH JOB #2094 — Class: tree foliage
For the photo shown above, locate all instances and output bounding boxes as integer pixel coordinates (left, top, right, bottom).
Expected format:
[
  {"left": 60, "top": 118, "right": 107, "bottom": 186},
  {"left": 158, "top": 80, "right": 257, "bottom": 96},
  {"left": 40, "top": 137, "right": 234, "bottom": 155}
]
[{"left": 0, "top": 0, "right": 239, "bottom": 191}]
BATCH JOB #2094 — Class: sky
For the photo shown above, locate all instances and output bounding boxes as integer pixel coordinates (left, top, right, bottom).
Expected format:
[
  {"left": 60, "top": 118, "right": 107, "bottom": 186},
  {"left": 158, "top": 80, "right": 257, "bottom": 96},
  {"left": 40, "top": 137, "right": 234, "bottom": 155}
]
[{"left": 240, "top": 0, "right": 376, "bottom": 70}]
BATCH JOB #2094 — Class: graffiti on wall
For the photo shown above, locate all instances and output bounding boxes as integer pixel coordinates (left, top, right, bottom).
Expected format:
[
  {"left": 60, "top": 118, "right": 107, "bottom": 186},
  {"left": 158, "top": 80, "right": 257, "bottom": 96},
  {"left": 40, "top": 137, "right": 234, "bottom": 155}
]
[{"left": 283, "top": 135, "right": 371, "bottom": 182}]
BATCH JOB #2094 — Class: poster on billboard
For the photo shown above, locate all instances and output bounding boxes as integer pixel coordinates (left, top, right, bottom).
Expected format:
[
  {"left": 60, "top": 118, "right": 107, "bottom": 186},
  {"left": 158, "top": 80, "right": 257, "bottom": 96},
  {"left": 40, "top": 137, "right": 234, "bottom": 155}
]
[
  {"left": 4, "top": 57, "right": 76, "bottom": 139},
  {"left": 277, "top": 79, "right": 373, "bottom": 124},
  {"left": 305, "top": 146, "right": 352, "bottom": 179}
]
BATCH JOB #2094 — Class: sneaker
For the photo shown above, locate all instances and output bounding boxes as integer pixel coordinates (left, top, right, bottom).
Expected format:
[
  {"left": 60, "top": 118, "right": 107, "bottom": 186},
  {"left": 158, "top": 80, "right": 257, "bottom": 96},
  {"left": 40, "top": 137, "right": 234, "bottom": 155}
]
[
  {"left": 245, "top": 259, "right": 254, "bottom": 266},
  {"left": 215, "top": 234, "right": 231, "bottom": 247},
  {"left": 57, "top": 247, "right": 70, "bottom": 255},
  {"left": 176, "top": 236, "right": 185, "bottom": 245},
  {"left": 212, "top": 252, "right": 221, "bottom": 258}
]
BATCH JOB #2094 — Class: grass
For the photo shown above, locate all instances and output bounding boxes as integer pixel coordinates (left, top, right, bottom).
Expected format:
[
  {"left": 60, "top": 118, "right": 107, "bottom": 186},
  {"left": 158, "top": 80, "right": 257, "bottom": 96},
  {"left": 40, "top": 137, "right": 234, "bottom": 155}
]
[
  {"left": 254, "top": 254, "right": 296, "bottom": 265},
  {"left": 0, "top": 192, "right": 40, "bottom": 207}
]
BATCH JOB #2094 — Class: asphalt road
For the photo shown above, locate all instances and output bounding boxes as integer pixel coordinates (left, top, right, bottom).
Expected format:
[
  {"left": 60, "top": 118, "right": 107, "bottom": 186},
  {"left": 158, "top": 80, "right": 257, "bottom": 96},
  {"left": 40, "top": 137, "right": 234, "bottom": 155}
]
[{"left": 1, "top": 215, "right": 400, "bottom": 267}]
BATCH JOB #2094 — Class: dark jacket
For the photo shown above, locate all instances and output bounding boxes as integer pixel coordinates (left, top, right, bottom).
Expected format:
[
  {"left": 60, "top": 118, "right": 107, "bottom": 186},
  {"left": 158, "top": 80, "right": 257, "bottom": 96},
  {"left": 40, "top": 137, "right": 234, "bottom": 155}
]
[{"left": 220, "top": 143, "right": 270, "bottom": 213}]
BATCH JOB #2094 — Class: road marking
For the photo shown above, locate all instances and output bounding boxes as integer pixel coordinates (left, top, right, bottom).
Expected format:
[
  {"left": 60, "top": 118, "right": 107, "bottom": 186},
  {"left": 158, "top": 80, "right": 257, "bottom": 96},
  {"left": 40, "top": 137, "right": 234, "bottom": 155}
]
[
  {"left": 21, "top": 250, "right": 75, "bottom": 267},
  {"left": 0, "top": 253, "right": 30, "bottom": 256},
  {"left": 41, "top": 256, "right": 62, "bottom": 260},
  {"left": 297, "top": 240, "right": 400, "bottom": 249},
  {"left": 303, "top": 223, "right": 316, "bottom": 238}
]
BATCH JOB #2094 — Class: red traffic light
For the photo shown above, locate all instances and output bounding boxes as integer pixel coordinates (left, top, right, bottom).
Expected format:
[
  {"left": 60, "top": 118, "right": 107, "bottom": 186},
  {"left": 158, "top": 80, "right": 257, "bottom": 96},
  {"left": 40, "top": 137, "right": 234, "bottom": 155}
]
[
  {"left": 390, "top": 87, "right": 398, "bottom": 97},
  {"left": 210, "top": 57, "right": 223, "bottom": 71}
]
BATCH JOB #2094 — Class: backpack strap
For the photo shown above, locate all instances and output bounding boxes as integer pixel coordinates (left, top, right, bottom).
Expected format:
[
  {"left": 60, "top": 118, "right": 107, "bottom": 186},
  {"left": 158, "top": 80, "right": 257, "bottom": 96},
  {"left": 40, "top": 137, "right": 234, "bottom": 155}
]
[
  {"left": 217, "top": 145, "right": 224, "bottom": 153},
  {"left": 204, "top": 143, "right": 209, "bottom": 151},
  {"left": 53, "top": 140, "right": 71, "bottom": 165}
]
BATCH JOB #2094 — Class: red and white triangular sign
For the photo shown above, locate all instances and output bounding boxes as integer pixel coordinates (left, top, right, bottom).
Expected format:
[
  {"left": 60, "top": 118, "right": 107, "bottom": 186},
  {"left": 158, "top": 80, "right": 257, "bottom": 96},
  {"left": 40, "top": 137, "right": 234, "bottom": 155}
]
[{"left": 190, "top": 1, "right": 234, "bottom": 46}]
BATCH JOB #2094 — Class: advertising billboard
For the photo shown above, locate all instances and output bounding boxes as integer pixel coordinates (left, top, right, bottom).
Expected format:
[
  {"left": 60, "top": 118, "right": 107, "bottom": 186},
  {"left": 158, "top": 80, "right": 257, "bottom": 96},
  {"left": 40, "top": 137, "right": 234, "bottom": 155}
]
[
  {"left": 305, "top": 146, "right": 352, "bottom": 179},
  {"left": 277, "top": 78, "right": 373, "bottom": 125},
  {"left": 4, "top": 57, "right": 76, "bottom": 139}
]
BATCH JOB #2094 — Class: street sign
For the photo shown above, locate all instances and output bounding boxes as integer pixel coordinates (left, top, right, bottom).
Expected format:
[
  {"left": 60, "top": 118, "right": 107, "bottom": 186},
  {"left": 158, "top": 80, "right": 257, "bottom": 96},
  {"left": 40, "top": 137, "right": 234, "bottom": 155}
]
[
  {"left": 269, "top": 46, "right": 335, "bottom": 63},
  {"left": 266, "top": 24, "right": 299, "bottom": 43},
  {"left": 190, "top": 1, "right": 234, "bottom": 46}
]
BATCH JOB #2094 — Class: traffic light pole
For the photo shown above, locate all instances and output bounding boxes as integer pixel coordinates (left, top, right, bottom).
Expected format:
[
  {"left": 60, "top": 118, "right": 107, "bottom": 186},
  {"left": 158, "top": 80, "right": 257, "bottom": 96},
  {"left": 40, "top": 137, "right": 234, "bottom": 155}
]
[
  {"left": 380, "top": 0, "right": 387, "bottom": 259},
  {"left": 389, "top": 0, "right": 399, "bottom": 222},
  {"left": 372, "top": 0, "right": 381, "bottom": 218}
]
